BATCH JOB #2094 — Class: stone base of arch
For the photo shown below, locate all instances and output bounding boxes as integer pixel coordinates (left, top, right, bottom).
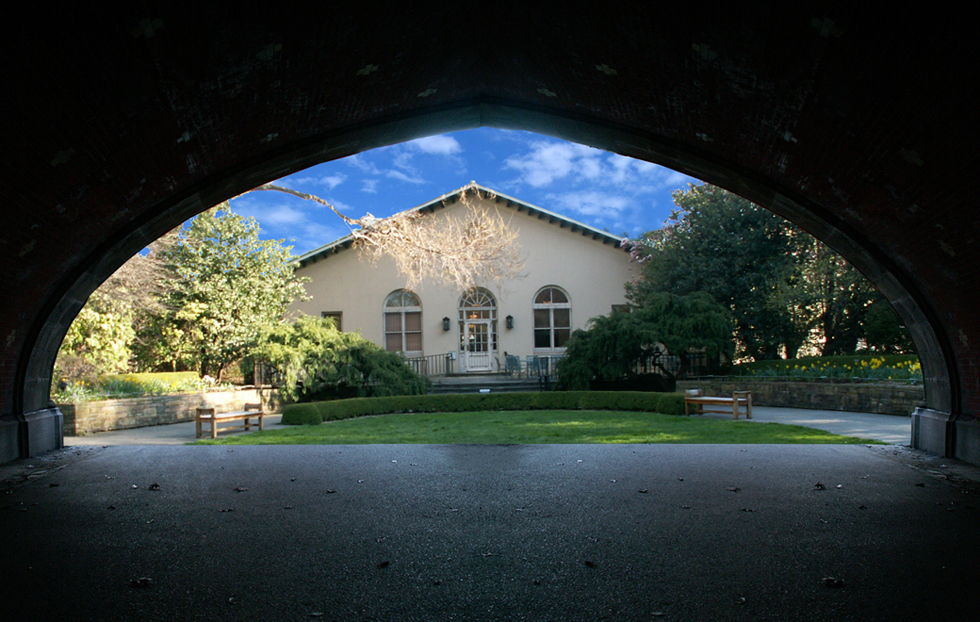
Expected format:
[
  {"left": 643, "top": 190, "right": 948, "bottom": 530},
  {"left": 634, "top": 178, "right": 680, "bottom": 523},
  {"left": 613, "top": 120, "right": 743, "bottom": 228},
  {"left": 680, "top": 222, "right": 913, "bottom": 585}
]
[
  {"left": 912, "top": 408, "right": 980, "bottom": 465},
  {"left": 0, "top": 407, "right": 63, "bottom": 464}
]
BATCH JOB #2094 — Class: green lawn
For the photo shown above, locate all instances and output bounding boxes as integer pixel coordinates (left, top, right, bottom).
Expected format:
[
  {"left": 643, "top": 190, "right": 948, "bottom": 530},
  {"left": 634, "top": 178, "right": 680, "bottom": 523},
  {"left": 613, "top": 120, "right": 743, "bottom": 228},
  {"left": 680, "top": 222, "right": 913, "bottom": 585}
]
[{"left": 190, "top": 410, "right": 883, "bottom": 445}]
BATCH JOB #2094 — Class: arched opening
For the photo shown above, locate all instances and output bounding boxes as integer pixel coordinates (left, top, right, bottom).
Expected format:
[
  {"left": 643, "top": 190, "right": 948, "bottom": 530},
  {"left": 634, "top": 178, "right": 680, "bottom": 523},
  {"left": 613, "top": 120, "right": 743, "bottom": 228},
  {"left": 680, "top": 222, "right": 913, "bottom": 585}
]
[
  {"left": 44, "top": 127, "right": 927, "bottom": 448},
  {"left": 458, "top": 288, "right": 498, "bottom": 373},
  {"left": 23, "top": 105, "right": 952, "bottom": 431}
]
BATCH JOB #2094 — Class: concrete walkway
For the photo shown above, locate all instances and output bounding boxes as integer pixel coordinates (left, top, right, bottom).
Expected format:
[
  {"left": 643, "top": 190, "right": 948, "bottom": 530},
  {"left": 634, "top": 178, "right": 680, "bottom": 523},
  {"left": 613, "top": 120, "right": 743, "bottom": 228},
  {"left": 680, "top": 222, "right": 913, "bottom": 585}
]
[
  {"left": 722, "top": 406, "right": 911, "bottom": 445},
  {"left": 66, "top": 407, "right": 912, "bottom": 446}
]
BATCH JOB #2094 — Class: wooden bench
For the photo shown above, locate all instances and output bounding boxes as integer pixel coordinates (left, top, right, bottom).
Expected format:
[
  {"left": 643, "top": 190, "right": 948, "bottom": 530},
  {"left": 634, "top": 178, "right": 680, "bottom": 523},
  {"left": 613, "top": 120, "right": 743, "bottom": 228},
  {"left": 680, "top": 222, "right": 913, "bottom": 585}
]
[
  {"left": 196, "top": 403, "right": 265, "bottom": 439},
  {"left": 684, "top": 389, "right": 753, "bottom": 419}
]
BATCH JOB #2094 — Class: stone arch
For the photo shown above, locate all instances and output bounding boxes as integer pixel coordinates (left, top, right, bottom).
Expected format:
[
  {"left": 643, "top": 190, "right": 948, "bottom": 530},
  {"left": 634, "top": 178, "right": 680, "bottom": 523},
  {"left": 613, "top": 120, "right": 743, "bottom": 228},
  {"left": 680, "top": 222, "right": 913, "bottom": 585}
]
[
  {"left": 5, "top": 6, "right": 974, "bottom": 463},
  {"left": 23, "top": 102, "right": 951, "bottom": 417}
]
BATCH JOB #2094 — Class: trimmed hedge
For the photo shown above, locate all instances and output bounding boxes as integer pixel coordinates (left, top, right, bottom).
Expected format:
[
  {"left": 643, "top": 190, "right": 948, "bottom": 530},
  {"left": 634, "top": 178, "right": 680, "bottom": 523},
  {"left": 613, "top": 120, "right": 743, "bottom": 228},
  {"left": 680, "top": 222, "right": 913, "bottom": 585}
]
[{"left": 281, "top": 391, "right": 686, "bottom": 425}]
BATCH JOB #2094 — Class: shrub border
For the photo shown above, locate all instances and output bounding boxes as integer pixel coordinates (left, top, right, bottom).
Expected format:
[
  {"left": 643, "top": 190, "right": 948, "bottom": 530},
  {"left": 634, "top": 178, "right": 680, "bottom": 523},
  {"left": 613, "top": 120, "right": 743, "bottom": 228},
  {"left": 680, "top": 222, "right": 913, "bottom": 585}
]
[{"left": 281, "top": 391, "right": 687, "bottom": 425}]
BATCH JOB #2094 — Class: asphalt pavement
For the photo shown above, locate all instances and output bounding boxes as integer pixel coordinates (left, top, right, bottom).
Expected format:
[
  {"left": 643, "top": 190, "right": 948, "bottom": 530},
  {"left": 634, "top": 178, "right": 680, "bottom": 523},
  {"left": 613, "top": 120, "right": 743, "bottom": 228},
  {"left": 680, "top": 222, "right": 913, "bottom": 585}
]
[
  {"left": 2, "top": 442, "right": 978, "bottom": 621},
  {"left": 5, "top": 408, "right": 977, "bottom": 621}
]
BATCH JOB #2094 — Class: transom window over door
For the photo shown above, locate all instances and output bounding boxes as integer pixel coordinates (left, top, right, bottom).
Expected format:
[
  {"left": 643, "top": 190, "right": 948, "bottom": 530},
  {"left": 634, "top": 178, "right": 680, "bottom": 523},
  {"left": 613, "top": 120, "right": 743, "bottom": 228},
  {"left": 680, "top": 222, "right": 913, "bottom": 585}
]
[
  {"left": 384, "top": 290, "right": 422, "bottom": 356},
  {"left": 533, "top": 286, "right": 571, "bottom": 351}
]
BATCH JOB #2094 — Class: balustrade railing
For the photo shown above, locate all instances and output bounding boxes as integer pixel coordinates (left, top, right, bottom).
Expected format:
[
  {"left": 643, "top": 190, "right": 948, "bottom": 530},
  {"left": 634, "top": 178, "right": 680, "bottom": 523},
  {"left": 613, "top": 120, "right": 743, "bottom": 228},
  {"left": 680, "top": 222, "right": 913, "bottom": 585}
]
[{"left": 404, "top": 352, "right": 456, "bottom": 377}]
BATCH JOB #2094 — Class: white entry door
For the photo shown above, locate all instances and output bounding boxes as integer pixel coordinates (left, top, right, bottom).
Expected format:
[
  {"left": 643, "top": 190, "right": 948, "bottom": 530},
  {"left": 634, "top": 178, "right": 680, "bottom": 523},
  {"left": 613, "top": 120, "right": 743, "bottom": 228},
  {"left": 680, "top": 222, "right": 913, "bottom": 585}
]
[{"left": 464, "top": 320, "right": 493, "bottom": 372}]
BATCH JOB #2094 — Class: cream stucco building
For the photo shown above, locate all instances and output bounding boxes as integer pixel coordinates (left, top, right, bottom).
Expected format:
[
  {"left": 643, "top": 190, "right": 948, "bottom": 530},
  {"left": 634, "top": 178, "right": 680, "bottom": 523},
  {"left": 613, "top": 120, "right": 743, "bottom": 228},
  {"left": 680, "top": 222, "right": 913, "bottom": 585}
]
[{"left": 290, "top": 183, "right": 636, "bottom": 374}]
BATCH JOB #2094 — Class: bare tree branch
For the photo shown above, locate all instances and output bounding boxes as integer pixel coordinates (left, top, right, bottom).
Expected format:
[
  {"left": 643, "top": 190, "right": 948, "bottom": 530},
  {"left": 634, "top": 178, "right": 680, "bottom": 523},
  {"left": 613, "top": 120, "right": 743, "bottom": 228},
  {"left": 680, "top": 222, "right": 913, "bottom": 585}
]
[{"left": 246, "top": 184, "right": 525, "bottom": 290}]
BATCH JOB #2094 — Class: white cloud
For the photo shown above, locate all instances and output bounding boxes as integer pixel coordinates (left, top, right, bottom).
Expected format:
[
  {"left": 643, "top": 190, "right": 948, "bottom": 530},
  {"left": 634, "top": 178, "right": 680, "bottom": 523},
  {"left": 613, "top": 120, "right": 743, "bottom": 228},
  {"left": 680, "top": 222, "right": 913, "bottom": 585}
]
[
  {"left": 292, "top": 173, "right": 348, "bottom": 189},
  {"left": 387, "top": 170, "right": 426, "bottom": 185},
  {"left": 259, "top": 205, "right": 308, "bottom": 227},
  {"left": 503, "top": 141, "right": 609, "bottom": 188},
  {"left": 545, "top": 191, "right": 632, "bottom": 220},
  {"left": 320, "top": 173, "right": 348, "bottom": 189},
  {"left": 408, "top": 135, "right": 462, "bottom": 155},
  {"left": 392, "top": 151, "right": 415, "bottom": 171},
  {"left": 348, "top": 155, "right": 382, "bottom": 175},
  {"left": 361, "top": 179, "right": 379, "bottom": 193}
]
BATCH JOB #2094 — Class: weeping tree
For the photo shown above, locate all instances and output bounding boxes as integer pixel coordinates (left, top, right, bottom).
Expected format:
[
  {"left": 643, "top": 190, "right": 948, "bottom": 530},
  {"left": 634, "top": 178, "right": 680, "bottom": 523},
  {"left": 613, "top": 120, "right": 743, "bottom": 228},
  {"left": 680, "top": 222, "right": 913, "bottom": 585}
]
[
  {"left": 558, "top": 291, "right": 733, "bottom": 390},
  {"left": 255, "top": 315, "right": 430, "bottom": 403}
]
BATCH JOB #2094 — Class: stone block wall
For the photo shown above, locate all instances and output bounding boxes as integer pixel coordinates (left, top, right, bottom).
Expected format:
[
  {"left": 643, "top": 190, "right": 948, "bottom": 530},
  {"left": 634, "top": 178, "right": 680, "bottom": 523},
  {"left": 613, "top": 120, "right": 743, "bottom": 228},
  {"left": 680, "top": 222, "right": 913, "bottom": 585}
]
[
  {"left": 60, "top": 387, "right": 280, "bottom": 436},
  {"left": 676, "top": 379, "right": 924, "bottom": 416}
]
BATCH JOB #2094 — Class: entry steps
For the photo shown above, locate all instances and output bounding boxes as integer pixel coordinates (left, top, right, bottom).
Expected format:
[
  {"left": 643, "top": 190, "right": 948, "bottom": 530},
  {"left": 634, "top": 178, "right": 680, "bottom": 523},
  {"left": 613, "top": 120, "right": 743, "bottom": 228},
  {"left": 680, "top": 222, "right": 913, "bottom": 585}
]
[{"left": 427, "top": 374, "right": 549, "bottom": 394}]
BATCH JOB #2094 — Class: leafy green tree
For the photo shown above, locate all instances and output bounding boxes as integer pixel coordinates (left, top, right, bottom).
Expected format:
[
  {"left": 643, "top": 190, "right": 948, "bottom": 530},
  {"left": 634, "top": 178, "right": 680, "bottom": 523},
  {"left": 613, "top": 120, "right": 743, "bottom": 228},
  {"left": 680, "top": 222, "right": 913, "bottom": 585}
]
[
  {"left": 558, "top": 292, "right": 733, "bottom": 390},
  {"left": 54, "top": 232, "right": 178, "bottom": 383},
  {"left": 626, "top": 184, "right": 802, "bottom": 360},
  {"left": 863, "top": 299, "right": 915, "bottom": 353},
  {"left": 626, "top": 183, "right": 909, "bottom": 360},
  {"left": 157, "top": 203, "right": 309, "bottom": 379},
  {"left": 255, "top": 315, "right": 430, "bottom": 402},
  {"left": 792, "top": 240, "right": 879, "bottom": 356},
  {"left": 55, "top": 290, "right": 137, "bottom": 379}
]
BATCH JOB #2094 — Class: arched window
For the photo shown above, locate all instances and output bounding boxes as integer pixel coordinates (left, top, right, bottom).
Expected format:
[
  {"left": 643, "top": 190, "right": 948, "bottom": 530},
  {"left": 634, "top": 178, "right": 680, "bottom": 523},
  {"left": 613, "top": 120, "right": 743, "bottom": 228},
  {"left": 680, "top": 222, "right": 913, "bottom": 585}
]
[
  {"left": 384, "top": 290, "right": 422, "bottom": 355},
  {"left": 533, "top": 286, "right": 571, "bottom": 351}
]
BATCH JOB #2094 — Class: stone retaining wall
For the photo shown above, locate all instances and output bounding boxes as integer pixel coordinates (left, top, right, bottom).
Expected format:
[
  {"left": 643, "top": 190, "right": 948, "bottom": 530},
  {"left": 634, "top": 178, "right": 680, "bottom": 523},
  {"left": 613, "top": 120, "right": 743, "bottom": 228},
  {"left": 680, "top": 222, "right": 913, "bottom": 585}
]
[
  {"left": 60, "top": 387, "right": 280, "bottom": 436},
  {"left": 676, "top": 379, "right": 923, "bottom": 416}
]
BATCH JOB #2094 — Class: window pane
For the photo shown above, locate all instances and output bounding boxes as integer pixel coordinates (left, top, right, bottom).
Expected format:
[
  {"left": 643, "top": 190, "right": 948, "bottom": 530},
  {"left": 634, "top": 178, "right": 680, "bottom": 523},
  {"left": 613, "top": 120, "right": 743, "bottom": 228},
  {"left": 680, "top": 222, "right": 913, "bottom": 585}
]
[
  {"left": 404, "top": 311, "right": 421, "bottom": 331},
  {"left": 385, "top": 334, "right": 402, "bottom": 351},
  {"left": 405, "top": 332, "right": 422, "bottom": 351},
  {"left": 550, "top": 288, "right": 568, "bottom": 304},
  {"left": 533, "top": 308, "right": 551, "bottom": 329},
  {"left": 385, "top": 313, "right": 402, "bottom": 331},
  {"left": 403, "top": 291, "right": 420, "bottom": 306},
  {"left": 553, "top": 308, "right": 570, "bottom": 328},
  {"left": 534, "top": 329, "right": 552, "bottom": 348},
  {"left": 554, "top": 329, "right": 571, "bottom": 348},
  {"left": 534, "top": 290, "right": 550, "bottom": 304}
]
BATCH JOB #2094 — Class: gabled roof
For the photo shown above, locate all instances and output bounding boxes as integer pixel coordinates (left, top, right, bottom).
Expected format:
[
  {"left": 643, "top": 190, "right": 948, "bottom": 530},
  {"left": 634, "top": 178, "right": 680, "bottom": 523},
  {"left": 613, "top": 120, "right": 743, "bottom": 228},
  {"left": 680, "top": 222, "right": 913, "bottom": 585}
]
[{"left": 294, "top": 182, "right": 626, "bottom": 268}]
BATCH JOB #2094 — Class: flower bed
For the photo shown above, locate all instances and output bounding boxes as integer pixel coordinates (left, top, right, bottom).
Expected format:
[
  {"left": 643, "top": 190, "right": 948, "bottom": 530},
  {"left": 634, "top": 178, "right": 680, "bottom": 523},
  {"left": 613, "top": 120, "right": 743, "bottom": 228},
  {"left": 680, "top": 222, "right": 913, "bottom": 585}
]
[{"left": 732, "top": 354, "right": 921, "bottom": 383}]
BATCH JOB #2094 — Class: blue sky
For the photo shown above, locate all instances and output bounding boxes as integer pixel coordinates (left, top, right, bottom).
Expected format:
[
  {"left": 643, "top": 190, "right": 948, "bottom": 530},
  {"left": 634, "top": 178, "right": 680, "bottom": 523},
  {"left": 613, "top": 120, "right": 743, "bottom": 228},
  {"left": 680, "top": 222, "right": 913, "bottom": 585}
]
[{"left": 228, "top": 128, "right": 700, "bottom": 255}]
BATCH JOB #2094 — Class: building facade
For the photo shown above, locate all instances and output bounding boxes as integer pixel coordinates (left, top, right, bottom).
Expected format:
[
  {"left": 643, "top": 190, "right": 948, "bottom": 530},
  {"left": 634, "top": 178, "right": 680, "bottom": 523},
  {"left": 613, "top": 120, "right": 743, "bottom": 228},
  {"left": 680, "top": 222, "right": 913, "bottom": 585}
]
[{"left": 290, "top": 183, "right": 636, "bottom": 373}]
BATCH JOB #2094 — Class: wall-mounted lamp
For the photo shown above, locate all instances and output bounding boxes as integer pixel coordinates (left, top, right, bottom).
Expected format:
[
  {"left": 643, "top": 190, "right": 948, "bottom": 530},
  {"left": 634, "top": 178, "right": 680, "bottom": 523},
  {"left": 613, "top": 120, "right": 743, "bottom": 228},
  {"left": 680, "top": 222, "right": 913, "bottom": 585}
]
[
  {"left": 442, "top": 317, "right": 451, "bottom": 331},
  {"left": 506, "top": 315, "right": 514, "bottom": 329}
]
